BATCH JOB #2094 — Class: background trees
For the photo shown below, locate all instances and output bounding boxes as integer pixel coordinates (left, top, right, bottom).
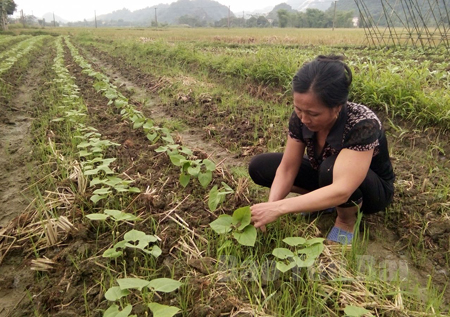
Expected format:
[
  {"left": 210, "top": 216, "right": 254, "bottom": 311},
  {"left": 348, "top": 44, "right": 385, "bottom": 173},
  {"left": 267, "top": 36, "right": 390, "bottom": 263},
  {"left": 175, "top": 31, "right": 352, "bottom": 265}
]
[{"left": 0, "top": 0, "right": 17, "bottom": 30}]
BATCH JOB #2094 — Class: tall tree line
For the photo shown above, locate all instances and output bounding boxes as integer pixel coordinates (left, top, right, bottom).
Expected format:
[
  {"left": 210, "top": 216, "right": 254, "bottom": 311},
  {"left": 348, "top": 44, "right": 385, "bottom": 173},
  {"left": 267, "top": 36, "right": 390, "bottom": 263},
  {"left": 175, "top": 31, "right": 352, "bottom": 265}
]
[{"left": 277, "top": 8, "right": 354, "bottom": 28}]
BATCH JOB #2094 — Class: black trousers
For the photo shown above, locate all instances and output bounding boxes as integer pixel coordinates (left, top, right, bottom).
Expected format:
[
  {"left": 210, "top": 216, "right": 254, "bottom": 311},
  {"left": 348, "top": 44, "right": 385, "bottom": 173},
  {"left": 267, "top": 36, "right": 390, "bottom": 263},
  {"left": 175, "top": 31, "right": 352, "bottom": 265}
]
[{"left": 248, "top": 153, "right": 393, "bottom": 214}]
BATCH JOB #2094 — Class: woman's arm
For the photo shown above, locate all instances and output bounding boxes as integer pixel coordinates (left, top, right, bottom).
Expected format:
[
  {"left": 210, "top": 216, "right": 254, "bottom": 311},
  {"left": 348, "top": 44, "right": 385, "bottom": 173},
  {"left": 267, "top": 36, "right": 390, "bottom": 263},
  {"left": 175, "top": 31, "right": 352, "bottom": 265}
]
[
  {"left": 251, "top": 148, "right": 373, "bottom": 229},
  {"left": 268, "top": 136, "right": 306, "bottom": 202}
]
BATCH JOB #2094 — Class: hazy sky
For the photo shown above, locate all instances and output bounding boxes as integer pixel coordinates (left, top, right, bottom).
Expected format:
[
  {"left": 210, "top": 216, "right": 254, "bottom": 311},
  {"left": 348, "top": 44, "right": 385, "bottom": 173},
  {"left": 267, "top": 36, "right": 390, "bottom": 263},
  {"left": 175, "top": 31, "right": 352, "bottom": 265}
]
[{"left": 13, "top": 0, "right": 282, "bottom": 21}]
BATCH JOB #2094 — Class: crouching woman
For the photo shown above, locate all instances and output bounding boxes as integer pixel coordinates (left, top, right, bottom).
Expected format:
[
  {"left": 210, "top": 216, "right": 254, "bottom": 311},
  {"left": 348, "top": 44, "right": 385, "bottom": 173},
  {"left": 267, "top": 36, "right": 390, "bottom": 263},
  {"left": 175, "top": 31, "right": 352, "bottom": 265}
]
[{"left": 249, "top": 55, "right": 394, "bottom": 244}]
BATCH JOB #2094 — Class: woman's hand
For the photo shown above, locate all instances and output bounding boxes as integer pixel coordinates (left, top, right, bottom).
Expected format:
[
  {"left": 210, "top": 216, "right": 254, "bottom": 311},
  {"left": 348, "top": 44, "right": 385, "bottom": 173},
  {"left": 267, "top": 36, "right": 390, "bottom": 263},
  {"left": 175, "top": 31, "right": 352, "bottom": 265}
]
[{"left": 250, "top": 201, "right": 284, "bottom": 231}]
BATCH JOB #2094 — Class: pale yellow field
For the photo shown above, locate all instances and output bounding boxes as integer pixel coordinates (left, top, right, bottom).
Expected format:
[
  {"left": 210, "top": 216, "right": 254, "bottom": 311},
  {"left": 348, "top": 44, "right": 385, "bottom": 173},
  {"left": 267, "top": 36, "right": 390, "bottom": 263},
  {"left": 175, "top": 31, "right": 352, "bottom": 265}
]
[{"left": 38, "top": 27, "right": 369, "bottom": 45}]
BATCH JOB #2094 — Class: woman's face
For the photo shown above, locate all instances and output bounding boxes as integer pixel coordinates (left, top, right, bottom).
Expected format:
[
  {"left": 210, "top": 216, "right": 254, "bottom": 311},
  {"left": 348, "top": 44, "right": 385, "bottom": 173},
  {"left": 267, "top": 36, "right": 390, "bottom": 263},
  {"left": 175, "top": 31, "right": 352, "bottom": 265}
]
[{"left": 293, "top": 92, "right": 341, "bottom": 133}]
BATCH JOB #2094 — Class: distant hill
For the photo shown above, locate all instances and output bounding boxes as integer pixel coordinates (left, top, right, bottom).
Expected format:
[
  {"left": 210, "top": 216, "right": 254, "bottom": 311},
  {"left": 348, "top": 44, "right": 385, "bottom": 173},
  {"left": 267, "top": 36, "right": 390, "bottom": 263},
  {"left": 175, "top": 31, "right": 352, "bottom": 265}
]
[
  {"left": 42, "top": 12, "right": 67, "bottom": 23},
  {"left": 286, "top": 0, "right": 331, "bottom": 12},
  {"left": 267, "top": 3, "right": 295, "bottom": 20},
  {"left": 97, "top": 0, "right": 232, "bottom": 25}
]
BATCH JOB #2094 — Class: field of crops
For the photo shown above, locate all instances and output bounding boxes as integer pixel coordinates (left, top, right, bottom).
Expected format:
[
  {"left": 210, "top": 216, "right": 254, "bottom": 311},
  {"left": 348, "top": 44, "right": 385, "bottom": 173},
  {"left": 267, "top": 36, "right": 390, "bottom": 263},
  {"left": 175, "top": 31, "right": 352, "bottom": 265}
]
[{"left": 0, "top": 27, "right": 449, "bottom": 316}]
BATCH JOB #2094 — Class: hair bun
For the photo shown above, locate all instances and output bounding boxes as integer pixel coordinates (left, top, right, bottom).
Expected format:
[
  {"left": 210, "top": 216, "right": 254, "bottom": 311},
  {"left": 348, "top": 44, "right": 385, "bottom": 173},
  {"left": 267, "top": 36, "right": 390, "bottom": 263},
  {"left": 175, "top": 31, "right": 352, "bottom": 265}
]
[{"left": 316, "top": 54, "right": 345, "bottom": 62}]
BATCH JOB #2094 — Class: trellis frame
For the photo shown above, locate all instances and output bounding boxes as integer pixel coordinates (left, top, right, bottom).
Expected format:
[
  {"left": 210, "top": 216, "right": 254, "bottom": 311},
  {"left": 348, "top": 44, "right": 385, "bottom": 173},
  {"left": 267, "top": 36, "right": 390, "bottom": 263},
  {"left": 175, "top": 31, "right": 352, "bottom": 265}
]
[{"left": 355, "top": 0, "right": 450, "bottom": 50}]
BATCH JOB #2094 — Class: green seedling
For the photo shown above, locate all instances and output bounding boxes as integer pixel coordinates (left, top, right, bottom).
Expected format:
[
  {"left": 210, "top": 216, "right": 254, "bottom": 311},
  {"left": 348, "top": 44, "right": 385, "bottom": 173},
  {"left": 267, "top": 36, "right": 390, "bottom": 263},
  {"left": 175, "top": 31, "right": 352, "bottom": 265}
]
[
  {"left": 272, "top": 237, "right": 325, "bottom": 272},
  {"left": 208, "top": 182, "right": 234, "bottom": 212},
  {"left": 156, "top": 143, "right": 216, "bottom": 188},
  {"left": 104, "top": 278, "right": 182, "bottom": 317},
  {"left": 78, "top": 138, "right": 120, "bottom": 157},
  {"left": 210, "top": 206, "right": 257, "bottom": 247},
  {"left": 103, "top": 229, "right": 161, "bottom": 259}
]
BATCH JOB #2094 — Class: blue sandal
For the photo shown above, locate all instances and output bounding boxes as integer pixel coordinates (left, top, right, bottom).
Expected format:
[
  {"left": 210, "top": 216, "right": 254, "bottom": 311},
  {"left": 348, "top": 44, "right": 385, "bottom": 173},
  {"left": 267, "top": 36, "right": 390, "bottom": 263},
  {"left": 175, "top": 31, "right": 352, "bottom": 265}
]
[{"left": 327, "top": 226, "right": 353, "bottom": 245}]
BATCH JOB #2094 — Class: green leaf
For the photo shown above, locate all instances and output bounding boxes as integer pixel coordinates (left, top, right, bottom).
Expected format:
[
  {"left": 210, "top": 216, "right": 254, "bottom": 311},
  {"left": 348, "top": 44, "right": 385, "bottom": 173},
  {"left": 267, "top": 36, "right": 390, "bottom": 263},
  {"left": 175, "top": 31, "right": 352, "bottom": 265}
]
[
  {"left": 103, "top": 248, "right": 123, "bottom": 258},
  {"left": 103, "top": 304, "right": 132, "bottom": 317},
  {"left": 124, "top": 230, "right": 157, "bottom": 243},
  {"left": 114, "top": 240, "right": 127, "bottom": 249},
  {"left": 232, "top": 225, "right": 257, "bottom": 247},
  {"left": 210, "top": 215, "right": 235, "bottom": 234},
  {"left": 187, "top": 165, "right": 200, "bottom": 177},
  {"left": 133, "top": 119, "right": 145, "bottom": 129},
  {"left": 221, "top": 182, "right": 234, "bottom": 193},
  {"left": 105, "top": 90, "right": 118, "bottom": 100},
  {"left": 293, "top": 255, "right": 316, "bottom": 268},
  {"left": 114, "top": 99, "right": 128, "bottom": 108},
  {"left": 143, "top": 245, "right": 162, "bottom": 258},
  {"left": 272, "top": 248, "right": 295, "bottom": 259},
  {"left": 105, "top": 177, "right": 129, "bottom": 187},
  {"left": 90, "top": 194, "right": 108, "bottom": 204},
  {"left": 232, "top": 206, "right": 251, "bottom": 230},
  {"left": 169, "top": 154, "right": 187, "bottom": 167},
  {"left": 179, "top": 147, "right": 193, "bottom": 156},
  {"left": 148, "top": 303, "right": 180, "bottom": 317},
  {"left": 275, "top": 261, "right": 296, "bottom": 273},
  {"left": 104, "top": 209, "right": 122, "bottom": 217},
  {"left": 147, "top": 278, "right": 182, "bottom": 293},
  {"left": 203, "top": 159, "right": 216, "bottom": 171},
  {"left": 283, "top": 237, "right": 306, "bottom": 247},
  {"left": 198, "top": 171, "right": 212, "bottom": 188},
  {"left": 78, "top": 150, "right": 92, "bottom": 157},
  {"left": 117, "top": 278, "right": 150, "bottom": 291},
  {"left": 100, "top": 158, "right": 117, "bottom": 165},
  {"left": 344, "top": 305, "right": 372, "bottom": 317},
  {"left": 77, "top": 141, "right": 90, "bottom": 148},
  {"left": 84, "top": 166, "right": 113, "bottom": 176},
  {"left": 114, "top": 185, "right": 129, "bottom": 193},
  {"left": 179, "top": 173, "right": 190, "bottom": 188},
  {"left": 93, "top": 187, "right": 112, "bottom": 195},
  {"left": 86, "top": 213, "right": 109, "bottom": 221},
  {"left": 124, "top": 231, "right": 157, "bottom": 250},
  {"left": 146, "top": 133, "right": 158, "bottom": 143},
  {"left": 155, "top": 146, "right": 167, "bottom": 153},
  {"left": 90, "top": 178, "right": 106, "bottom": 186},
  {"left": 105, "top": 210, "right": 139, "bottom": 222},
  {"left": 208, "top": 185, "right": 223, "bottom": 212},
  {"left": 105, "top": 286, "right": 130, "bottom": 301},
  {"left": 128, "top": 187, "right": 141, "bottom": 193},
  {"left": 116, "top": 213, "right": 140, "bottom": 221},
  {"left": 299, "top": 243, "right": 324, "bottom": 259},
  {"left": 123, "top": 229, "right": 146, "bottom": 241},
  {"left": 142, "top": 120, "right": 154, "bottom": 130},
  {"left": 162, "top": 135, "right": 174, "bottom": 144}
]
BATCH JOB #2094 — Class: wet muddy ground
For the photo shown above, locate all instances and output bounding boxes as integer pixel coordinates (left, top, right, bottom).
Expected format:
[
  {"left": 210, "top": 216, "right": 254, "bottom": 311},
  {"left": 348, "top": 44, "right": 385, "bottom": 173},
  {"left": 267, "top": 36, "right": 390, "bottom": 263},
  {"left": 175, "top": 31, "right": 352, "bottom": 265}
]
[{"left": 0, "top": 44, "right": 53, "bottom": 315}]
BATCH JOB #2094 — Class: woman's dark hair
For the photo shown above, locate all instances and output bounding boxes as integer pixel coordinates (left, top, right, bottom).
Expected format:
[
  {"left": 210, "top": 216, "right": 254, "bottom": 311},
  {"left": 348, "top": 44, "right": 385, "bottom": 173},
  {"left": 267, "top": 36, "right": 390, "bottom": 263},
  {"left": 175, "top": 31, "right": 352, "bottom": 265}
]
[{"left": 292, "top": 55, "right": 352, "bottom": 108}]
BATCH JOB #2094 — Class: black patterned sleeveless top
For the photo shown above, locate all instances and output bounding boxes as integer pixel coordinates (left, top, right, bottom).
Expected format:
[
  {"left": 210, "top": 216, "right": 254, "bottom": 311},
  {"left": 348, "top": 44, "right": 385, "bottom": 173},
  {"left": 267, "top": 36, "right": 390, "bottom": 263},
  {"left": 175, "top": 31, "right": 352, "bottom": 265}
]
[{"left": 288, "top": 102, "right": 394, "bottom": 183}]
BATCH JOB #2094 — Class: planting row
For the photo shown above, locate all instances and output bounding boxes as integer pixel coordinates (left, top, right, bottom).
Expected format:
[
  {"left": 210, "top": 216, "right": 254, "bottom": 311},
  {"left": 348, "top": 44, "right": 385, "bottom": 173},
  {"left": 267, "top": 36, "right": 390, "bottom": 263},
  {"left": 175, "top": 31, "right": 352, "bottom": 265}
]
[
  {"left": 0, "top": 34, "right": 30, "bottom": 50},
  {"left": 64, "top": 37, "right": 239, "bottom": 218},
  {"left": 78, "top": 35, "right": 450, "bottom": 130},
  {"left": 0, "top": 35, "right": 48, "bottom": 75},
  {"left": 51, "top": 36, "right": 184, "bottom": 316}
]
